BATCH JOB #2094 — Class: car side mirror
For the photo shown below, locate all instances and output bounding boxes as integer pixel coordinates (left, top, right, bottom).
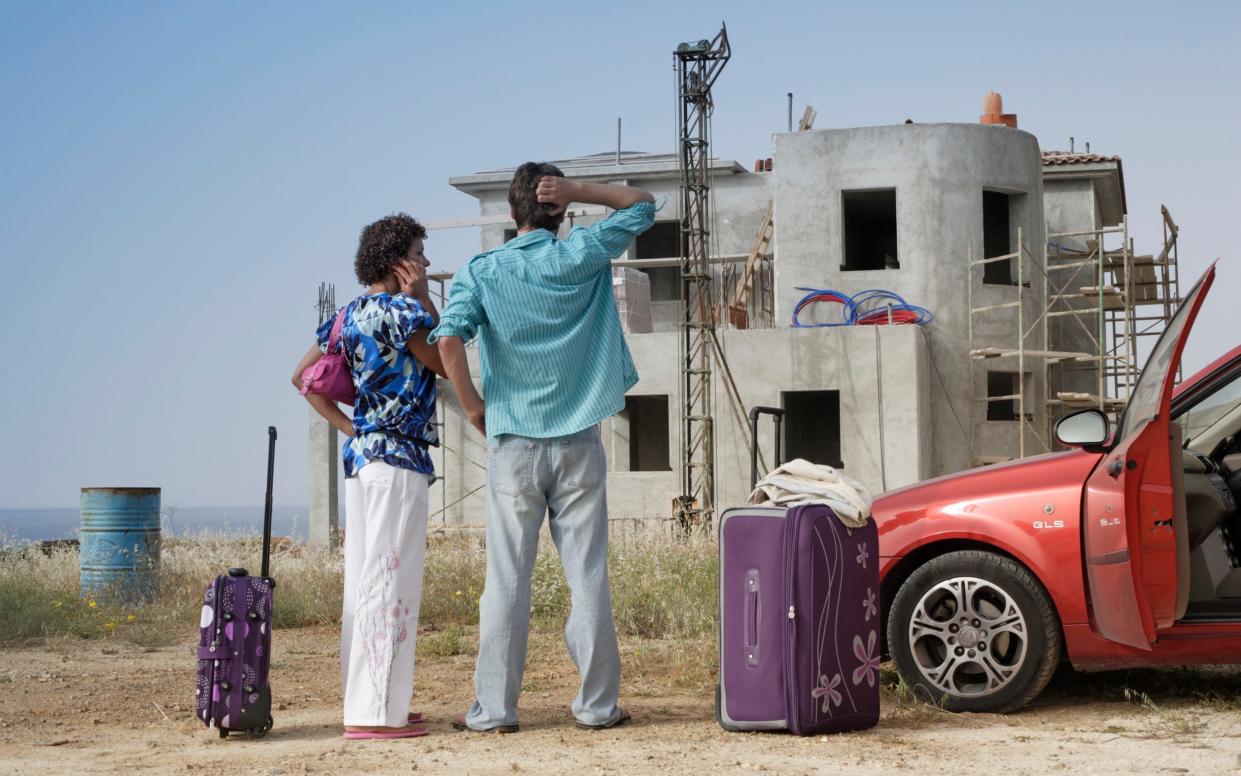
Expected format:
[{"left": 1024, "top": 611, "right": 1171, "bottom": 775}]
[{"left": 1055, "top": 409, "right": 1110, "bottom": 451}]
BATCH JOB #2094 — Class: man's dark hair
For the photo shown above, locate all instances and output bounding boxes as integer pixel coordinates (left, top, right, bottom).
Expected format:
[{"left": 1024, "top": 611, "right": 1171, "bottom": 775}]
[
  {"left": 355, "top": 213, "right": 426, "bottom": 285},
  {"left": 509, "top": 161, "right": 566, "bottom": 233}
]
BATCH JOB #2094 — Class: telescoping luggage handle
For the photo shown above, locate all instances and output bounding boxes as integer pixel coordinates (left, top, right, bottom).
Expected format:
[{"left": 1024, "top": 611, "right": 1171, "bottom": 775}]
[
  {"left": 748, "top": 406, "right": 785, "bottom": 491},
  {"left": 262, "top": 426, "right": 276, "bottom": 580},
  {"left": 226, "top": 427, "right": 277, "bottom": 583}
]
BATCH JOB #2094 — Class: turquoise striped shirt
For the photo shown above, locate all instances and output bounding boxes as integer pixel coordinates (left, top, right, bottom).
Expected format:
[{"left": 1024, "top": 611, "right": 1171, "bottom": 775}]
[{"left": 429, "top": 201, "right": 656, "bottom": 439}]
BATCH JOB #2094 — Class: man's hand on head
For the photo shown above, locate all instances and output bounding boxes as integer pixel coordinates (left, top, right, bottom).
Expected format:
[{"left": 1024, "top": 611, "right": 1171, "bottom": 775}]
[
  {"left": 536, "top": 176, "right": 578, "bottom": 216},
  {"left": 540, "top": 179, "right": 654, "bottom": 212}
]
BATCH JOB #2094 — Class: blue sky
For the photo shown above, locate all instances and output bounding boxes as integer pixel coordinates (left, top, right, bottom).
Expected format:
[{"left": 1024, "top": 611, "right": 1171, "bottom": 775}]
[{"left": 1, "top": 1, "right": 1237, "bottom": 509}]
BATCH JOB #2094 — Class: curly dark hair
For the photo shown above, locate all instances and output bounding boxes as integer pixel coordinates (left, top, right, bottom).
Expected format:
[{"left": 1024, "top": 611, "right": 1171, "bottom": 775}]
[
  {"left": 354, "top": 213, "right": 427, "bottom": 285},
  {"left": 509, "top": 161, "right": 566, "bottom": 233}
]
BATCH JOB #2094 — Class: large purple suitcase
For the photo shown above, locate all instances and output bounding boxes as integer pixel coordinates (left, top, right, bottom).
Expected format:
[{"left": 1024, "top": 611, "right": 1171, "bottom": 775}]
[
  {"left": 717, "top": 408, "right": 880, "bottom": 735},
  {"left": 196, "top": 427, "right": 277, "bottom": 738}
]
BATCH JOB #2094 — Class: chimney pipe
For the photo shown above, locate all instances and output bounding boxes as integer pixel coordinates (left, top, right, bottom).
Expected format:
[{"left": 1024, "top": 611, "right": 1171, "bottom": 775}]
[
  {"left": 616, "top": 117, "right": 621, "bottom": 164},
  {"left": 980, "top": 91, "right": 1017, "bottom": 128},
  {"left": 787, "top": 92, "right": 793, "bottom": 132}
]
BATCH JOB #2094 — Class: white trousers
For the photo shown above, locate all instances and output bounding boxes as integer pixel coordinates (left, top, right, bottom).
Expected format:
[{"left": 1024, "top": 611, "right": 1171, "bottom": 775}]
[{"left": 341, "top": 461, "right": 429, "bottom": 727}]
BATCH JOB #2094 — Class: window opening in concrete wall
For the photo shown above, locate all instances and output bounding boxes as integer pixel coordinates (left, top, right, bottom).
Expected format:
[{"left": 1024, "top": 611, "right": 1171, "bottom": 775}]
[
  {"left": 635, "top": 221, "right": 680, "bottom": 260},
  {"left": 986, "top": 371, "right": 1019, "bottom": 421},
  {"left": 982, "top": 191, "right": 1014, "bottom": 285},
  {"left": 633, "top": 222, "right": 682, "bottom": 302},
  {"left": 781, "top": 391, "right": 843, "bottom": 468},
  {"left": 622, "top": 395, "right": 671, "bottom": 471},
  {"left": 842, "top": 189, "right": 899, "bottom": 271}
]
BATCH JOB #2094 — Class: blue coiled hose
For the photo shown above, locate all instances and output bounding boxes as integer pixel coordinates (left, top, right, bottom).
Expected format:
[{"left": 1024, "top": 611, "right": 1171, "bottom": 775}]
[{"left": 791, "top": 287, "right": 934, "bottom": 328}]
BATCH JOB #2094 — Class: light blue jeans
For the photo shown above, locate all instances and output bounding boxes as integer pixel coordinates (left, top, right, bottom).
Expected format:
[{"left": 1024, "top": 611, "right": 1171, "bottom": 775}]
[{"left": 464, "top": 425, "right": 623, "bottom": 730}]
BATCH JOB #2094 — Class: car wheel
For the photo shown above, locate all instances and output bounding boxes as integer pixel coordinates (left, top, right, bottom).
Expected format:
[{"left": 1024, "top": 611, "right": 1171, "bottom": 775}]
[{"left": 887, "top": 550, "right": 1061, "bottom": 712}]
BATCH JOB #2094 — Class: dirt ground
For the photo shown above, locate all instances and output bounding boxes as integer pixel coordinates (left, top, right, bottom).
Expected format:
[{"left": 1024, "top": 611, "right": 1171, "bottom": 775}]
[{"left": 1, "top": 627, "right": 1239, "bottom": 776}]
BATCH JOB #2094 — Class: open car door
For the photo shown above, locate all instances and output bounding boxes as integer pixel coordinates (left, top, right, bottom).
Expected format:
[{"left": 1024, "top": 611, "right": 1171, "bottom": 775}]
[{"left": 1082, "top": 263, "right": 1215, "bottom": 649}]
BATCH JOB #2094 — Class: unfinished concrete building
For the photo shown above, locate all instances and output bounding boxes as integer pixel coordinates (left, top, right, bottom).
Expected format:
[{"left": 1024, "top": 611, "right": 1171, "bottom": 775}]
[{"left": 306, "top": 94, "right": 1181, "bottom": 534}]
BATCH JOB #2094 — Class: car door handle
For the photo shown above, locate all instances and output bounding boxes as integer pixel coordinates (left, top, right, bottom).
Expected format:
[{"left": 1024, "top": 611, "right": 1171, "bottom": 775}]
[{"left": 1107, "top": 459, "right": 1124, "bottom": 478}]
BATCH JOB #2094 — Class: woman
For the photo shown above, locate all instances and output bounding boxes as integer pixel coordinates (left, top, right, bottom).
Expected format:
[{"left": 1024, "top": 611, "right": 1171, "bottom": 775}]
[{"left": 291, "top": 213, "right": 446, "bottom": 739}]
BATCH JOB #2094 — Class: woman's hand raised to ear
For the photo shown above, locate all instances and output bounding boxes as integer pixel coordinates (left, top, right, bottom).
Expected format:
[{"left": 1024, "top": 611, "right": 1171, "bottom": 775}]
[{"left": 394, "top": 258, "right": 430, "bottom": 299}]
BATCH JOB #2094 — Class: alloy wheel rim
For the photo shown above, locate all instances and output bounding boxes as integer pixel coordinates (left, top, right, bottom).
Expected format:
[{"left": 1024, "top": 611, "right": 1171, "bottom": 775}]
[{"left": 907, "top": 575, "right": 1028, "bottom": 698}]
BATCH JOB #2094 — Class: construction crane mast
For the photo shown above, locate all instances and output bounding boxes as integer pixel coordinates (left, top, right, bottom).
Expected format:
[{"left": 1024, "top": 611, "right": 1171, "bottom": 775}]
[{"left": 673, "top": 25, "right": 730, "bottom": 533}]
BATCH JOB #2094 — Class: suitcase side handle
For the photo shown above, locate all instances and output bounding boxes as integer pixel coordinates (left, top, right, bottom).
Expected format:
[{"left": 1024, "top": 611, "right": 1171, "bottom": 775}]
[
  {"left": 748, "top": 406, "right": 785, "bottom": 491},
  {"left": 743, "top": 569, "right": 761, "bottom": 668}
]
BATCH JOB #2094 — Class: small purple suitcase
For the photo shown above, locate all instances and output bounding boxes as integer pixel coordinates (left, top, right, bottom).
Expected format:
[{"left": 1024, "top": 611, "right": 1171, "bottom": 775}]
[
  {"left": 196, "top": 427, "right": 277, "bottom": 738},
  {"left": 717, "top": 408, "right": 880, "bottom": 735}
]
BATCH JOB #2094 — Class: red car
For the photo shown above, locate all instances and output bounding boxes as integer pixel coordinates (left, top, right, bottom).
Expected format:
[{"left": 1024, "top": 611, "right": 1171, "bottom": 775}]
[{"left": 877, "top": 264, "right": 1241, "bottom": 712}]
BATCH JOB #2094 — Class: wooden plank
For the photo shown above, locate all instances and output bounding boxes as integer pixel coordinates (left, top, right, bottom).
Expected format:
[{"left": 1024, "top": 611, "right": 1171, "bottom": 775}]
[
  {"left": 970, "top": 251, "right": 1020, "bottom": 266},
  {"left": 727, "top": 201, "right": 775, "bottom": 315},
  {"left": 1050, "top": 392, "right": 1128, "bottom": 410},
  {"left": 970, "top": 301, "right": 1022, "bottom": 313},
  {"left": 1051, "top": 227, "right": 1126, "bottom": 239},
  {"left": 798, "top": 105, "right": 817, "bottom": 131},
  {"left": 1046, "top": 259, "right": 1098, "bottom": 271},
  {"left": 970, "top": 349, "right": 1095, "bottom": 361},
  {"left": 1078, "top": 285, "right": 1126, "bottom": 309}
]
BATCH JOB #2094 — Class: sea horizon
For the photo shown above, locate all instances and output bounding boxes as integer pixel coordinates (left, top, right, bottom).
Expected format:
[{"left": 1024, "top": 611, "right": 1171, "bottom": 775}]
[{"left": 0, "top": 505, "right": 321, "bottom": 544}]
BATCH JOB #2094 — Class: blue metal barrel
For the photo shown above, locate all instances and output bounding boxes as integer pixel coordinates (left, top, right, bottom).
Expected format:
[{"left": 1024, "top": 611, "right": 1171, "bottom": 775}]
[{"left": 80, "top": 487, "right": 161, "bottom": 602}]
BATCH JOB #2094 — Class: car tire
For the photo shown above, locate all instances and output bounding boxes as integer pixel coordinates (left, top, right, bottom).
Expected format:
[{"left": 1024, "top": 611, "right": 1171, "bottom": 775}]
[{"left": 887, "top": 550, "right": 1061, "bottom": 713}]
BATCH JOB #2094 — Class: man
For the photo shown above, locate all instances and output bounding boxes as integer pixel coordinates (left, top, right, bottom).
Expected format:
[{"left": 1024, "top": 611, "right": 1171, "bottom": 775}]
[{"left": 429, "top": 161, "right": 655, "bottom": 732}]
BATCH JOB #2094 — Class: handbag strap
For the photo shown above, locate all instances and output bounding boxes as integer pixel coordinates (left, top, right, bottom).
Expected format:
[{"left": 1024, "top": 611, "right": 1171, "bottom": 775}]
[{"left": 326, "top": 304, "right": 348, "bottom": 355}]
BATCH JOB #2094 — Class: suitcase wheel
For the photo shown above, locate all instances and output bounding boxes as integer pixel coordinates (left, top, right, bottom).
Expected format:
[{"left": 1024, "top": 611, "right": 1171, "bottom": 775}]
[{"left": 248, "top": 715, "right": 274, "bottom": 739}]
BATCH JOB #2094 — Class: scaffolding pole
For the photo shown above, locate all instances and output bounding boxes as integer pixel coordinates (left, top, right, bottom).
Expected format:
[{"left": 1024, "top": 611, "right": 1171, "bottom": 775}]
[{"left": 672, "top": 25, "right": 730, "bottom": 533}]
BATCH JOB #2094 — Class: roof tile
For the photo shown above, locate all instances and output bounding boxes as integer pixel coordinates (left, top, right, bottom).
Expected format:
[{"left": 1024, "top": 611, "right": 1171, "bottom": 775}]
[{"left": 1041, "top": 151, "right": 1121, "bottom": 165}]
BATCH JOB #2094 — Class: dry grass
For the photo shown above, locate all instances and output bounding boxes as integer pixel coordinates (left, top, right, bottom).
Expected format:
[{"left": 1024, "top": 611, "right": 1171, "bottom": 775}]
[
  {"left": 0, "top": 532, "right": 344, "bottom": 648},
  {"left": 878, "top": 665, "right": 949, "bottom": 725},
  {"left": 1046, "top": 664, "right": 1241, "bottom": 714},
  {"left": 0, "top": 524, "right": 718, "bottom": 653}
]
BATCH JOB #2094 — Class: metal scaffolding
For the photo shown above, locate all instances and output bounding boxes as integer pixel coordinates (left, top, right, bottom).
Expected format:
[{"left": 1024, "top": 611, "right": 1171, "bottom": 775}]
[
  {"left": 967, "top": 226, "right": 1052, "bottom": 462},
  {"left": 967, "top": 207, "right": 1182, "bottom": 465},
  {"left": 672, "top": 24, "right": 730, "bottom": 533}
]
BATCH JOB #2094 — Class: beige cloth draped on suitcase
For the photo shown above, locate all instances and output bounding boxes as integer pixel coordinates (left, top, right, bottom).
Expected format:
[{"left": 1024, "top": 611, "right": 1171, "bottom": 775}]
[{"left": 746, "top": 458, "right": 873, "bottom": 528}]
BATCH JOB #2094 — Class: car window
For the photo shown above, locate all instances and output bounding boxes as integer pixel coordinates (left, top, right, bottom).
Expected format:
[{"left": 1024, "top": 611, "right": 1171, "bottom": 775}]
[
  {"left": 1117, "top": 272, "right": 1208, "bottom": 440},
  {"left": 1178, "top": 370, "right": 1241, "bottom": 450}
]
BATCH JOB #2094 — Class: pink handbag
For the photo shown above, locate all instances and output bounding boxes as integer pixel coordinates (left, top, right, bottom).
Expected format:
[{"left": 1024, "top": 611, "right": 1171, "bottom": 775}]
[{"left": 300, "top": 307, "right": 356, "bottom": 405}]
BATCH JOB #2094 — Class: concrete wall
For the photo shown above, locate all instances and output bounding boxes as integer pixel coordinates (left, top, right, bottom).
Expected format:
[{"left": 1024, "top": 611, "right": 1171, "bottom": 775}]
[
  {"left": 772, "top": 123, "right": 1047, "bottom": 469},
  {"left": 427, "top": 325, "right": 930, "bottom": 525},
  {"left": 1044, "top": 178, "right": 1098, "bottom": 236},
  {"left": 1043, "top": 177, "right": 1107, "bottom": 405}
]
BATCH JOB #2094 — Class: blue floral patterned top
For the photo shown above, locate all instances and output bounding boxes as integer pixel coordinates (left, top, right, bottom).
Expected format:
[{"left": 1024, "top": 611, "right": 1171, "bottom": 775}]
[{"left": 316, "top": 293, "right": 438, "bottom": 479}]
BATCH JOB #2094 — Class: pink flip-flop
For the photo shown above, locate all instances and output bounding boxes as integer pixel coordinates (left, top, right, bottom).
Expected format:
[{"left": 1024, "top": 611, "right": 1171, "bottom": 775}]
[
  {"left": 408, "top": 712, "right": 426, "bottom": 724},
  {"left": 343, "top": 725, "right": 428, "bottom": 740}
]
